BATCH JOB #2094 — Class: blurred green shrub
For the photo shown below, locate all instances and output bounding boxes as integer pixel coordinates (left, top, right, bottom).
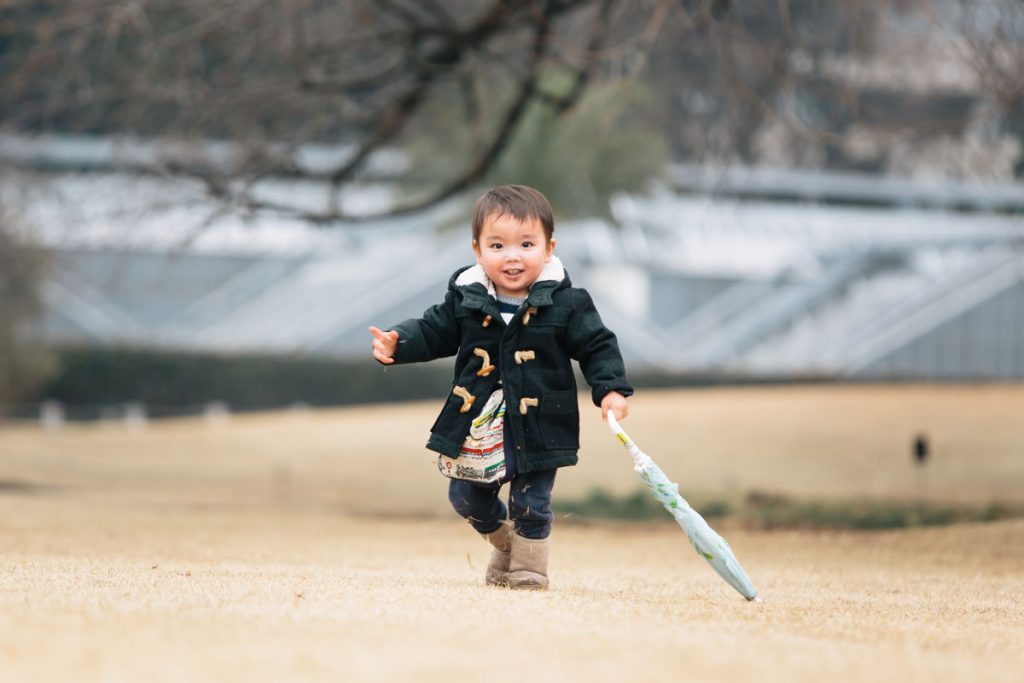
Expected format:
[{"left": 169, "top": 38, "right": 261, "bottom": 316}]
[
  {"left": 406, "top": 68, "right": 668, "bottom": 220},
  {"left": 739, "top": 491, "right": 1015, "bottom": 530},
  {"left": 554, "top": 487, "right": 731, "bottom": 521}
]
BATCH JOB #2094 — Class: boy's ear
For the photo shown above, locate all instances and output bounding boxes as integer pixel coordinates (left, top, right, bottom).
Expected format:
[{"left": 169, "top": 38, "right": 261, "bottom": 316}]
[
  {"left": 472, "top": 239, "right": 483, "bottom": 261},
  {"left": 545, "top": 238, "right": 557, "bottom": 262}
]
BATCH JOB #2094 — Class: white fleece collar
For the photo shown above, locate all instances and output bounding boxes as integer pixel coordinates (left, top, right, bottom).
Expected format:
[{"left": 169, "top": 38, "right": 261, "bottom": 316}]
[{"left": 455, "top": 255, "right": 565, "bottom": 295}]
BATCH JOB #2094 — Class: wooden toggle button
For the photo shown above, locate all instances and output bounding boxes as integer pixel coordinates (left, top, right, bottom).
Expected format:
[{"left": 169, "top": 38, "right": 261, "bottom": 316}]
[{"left": 519, "top": 397, "right": 539, "bottom": 415}]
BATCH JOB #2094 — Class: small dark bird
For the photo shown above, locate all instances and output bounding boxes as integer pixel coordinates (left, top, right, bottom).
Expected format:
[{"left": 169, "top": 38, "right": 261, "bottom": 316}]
[{"left": 913, "top": 433, "right": 930, "bottom": 466}]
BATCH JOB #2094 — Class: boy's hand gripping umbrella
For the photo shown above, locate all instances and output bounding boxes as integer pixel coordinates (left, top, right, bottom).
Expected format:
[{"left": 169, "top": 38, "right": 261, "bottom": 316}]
[{"left": 606, "top": 411, "right": 760, "bottom": 602}]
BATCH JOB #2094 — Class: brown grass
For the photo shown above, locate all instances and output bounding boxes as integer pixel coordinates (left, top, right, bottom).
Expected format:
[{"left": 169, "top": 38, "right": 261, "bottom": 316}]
[{"left": 1, "top": 384, "right": 1023, "bottom": 681}]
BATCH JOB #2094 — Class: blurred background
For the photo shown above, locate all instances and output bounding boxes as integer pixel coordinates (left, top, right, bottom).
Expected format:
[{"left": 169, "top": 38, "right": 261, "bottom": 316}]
[
  {"left": 2, "top": 7, "right": 1024, "bottom": 679},
  {"left": 4, "top": 8, "right": 1024, "bottom": 678},
  {"left": 1, "top": 0, "right": 1023, "bottom": 423}
]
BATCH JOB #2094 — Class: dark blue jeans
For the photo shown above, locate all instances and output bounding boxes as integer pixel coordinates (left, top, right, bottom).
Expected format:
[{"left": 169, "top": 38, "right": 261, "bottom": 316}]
[{"left": 448, "top": 468, "right": 557, "bottom": 540}]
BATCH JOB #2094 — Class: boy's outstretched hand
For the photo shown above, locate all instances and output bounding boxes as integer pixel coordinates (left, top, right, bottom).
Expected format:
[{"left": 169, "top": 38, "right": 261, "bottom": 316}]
[
  {"left": 600, "top": 391, "right": 629, "bottom": 422},
  {"left": 369, "top": 326, "right": 399, "bottom": 364}
]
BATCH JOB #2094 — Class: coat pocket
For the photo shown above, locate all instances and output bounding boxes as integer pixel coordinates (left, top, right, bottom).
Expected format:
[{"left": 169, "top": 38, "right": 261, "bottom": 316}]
[{"left": 538, "top": 389, "right": 580, "bottom": 450}]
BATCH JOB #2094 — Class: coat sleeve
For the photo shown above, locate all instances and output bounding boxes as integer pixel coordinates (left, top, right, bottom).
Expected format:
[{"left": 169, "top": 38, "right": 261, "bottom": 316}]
[
  {"left": 565, "top": 288, "right": 634, "bottom": 406},
  {"left": 387, "top": 288, "right": 461, "bottom": 364}
]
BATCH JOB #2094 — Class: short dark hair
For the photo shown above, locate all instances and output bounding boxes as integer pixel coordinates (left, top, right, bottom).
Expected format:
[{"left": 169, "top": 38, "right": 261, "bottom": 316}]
[{"left": 472, "top": 185, "right": 554, "bottom": 244}]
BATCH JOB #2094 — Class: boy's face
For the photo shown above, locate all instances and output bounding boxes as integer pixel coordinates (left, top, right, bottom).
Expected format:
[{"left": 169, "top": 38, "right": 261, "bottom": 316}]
[{"left": 473, "top": 213, "right": 556, "bottom": 299}]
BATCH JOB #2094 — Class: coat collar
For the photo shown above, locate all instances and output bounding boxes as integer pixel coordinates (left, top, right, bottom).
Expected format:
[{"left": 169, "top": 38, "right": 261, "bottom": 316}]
[{"left": 453, "top": 255, "right": 567, "bottom": 310}]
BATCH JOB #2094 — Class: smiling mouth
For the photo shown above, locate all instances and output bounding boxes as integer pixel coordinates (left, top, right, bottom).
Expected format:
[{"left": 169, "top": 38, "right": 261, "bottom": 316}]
[{"left": 504, "top": 269, "right": 523, "bottom": 276}]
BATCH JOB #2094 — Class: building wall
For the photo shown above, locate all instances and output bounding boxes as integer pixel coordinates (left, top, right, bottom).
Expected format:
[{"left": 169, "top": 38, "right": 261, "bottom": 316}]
[{"left": 857, "top": 281, "right": 1024, "bottom": 379}]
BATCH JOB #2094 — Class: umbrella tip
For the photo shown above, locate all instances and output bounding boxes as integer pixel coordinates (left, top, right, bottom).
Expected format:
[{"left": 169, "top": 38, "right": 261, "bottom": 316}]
[{"left": 749, "top": 595, "right": 762, "bottom": 603}]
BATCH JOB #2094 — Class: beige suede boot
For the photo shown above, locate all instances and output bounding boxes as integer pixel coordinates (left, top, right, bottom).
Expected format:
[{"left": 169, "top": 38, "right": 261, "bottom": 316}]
[
  {"left": 506, "top": 533, "right": 550, "bottom": 590},
  {"left": 480, "top": 520, "right": 513, "bottom": 586}
]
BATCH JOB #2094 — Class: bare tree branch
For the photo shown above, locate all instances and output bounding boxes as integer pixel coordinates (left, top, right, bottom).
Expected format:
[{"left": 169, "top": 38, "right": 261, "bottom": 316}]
[{"left": 245, "top": 0, "right": 561, "bottom": 222}]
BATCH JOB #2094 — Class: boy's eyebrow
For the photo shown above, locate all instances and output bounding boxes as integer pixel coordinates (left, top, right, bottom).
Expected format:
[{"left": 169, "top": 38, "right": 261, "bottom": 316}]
[
  {"left": 482, "top": 231, "right": 541, "bottom": 238},
  {"left": 479, "top": 226, "right": 545, "bottom": 242},
  {"left": 482, "top": 237, "right": 541, "bottom": 244}
]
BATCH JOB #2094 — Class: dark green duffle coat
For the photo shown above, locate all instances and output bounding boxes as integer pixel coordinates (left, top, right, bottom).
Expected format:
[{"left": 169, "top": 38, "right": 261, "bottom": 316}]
[{"left": 388, "top": 259, "right": 633, "bottom": 473}]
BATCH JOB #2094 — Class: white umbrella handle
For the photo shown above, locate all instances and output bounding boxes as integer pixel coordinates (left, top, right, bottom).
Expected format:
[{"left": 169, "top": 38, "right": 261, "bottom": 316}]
[{"left": 606, "top": 410, "right": 652, "bottom": 471}]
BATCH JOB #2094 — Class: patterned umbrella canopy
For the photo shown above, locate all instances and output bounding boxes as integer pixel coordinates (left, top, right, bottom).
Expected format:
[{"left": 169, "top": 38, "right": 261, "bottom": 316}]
[{"left": 607, "top": 412, "right": 760, "bottom": 602}]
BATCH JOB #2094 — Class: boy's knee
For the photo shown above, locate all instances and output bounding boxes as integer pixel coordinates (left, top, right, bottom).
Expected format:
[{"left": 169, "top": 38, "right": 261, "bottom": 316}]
[
  {"left": 448, "top": 484, "right": 475, "bottom": 518},
  {"left": 448, "top": 480, "right": 507, "bottom": 534}
]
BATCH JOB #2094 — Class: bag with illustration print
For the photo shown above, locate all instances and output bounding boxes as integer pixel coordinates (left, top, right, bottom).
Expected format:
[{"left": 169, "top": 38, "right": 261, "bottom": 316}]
[{"left": 437, "top": 388, "right": 506, "bottom": 484}]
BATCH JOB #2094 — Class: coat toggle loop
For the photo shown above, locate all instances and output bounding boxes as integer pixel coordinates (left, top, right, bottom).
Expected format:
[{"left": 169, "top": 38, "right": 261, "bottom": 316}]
[
  {"left": 452, "top": 386, "right": 476, "bottom": 413},
  {"left": 522, "top": 306, "right": 539, "bottom": 325},
  {"left": 519, "top": 397, "right": 539, "bottom": 415},
  {"left": 473, "top": 348, "right": 497, "bottom": 377},
  {"left": 514, "top": 350, "right": 536, "bottom": 365}
]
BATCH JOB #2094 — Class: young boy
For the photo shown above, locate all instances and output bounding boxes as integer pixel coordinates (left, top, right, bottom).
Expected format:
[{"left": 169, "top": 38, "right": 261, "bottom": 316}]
[{"left": 369, "top": 185, "right": 631, "bottom": 590}]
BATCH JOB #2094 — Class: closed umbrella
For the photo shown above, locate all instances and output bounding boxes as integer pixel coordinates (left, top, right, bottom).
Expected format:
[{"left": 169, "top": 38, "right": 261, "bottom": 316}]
[{"left": 607, "top": 411, "right": 760, "bottom": 602}]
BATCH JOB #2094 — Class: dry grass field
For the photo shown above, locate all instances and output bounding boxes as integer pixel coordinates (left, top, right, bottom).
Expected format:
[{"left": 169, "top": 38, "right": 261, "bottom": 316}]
[{"left": 2, "top": 384, "right": 1023, "bottom": 682}]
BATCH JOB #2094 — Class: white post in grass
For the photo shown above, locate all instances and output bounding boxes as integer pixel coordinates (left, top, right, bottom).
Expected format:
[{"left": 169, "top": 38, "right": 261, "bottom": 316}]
[
  {"left": 123, "top": 402, "right": 148, "bottom": 430},
  {"left": 40, "top": 400, "right": 65, "bottom": 432},
  {"left": 204, "top": 401, "right": 231, "bottom": 427}
]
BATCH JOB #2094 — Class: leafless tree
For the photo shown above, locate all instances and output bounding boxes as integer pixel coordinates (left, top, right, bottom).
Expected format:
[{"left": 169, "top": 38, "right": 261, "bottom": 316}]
[
  {"left": 2, "top": 0, "right": 1012, "bottom": 231},
  {"left": 956, "top": 0, "right": 1024, "bottom": 176},
  {"left": 1, "top": 0, "right": 688, "bottom": 222}
]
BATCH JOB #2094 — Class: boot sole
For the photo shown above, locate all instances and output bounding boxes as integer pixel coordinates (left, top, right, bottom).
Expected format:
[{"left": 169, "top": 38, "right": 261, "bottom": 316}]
[
  {"left": 508, "top": 582, "right": 548, "bottom": 591},
  {"left": 506, "top": 572, "right": 549, "bottom": 590}
]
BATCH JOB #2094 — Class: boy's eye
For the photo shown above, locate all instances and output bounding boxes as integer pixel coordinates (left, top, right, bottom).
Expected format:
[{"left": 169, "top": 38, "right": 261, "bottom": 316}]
[
  {"left": 521, "top": 241, "right": 534, "bottom": 249},
  {"left": 489, "top": 242, "right": 503, "bottom": 249}
]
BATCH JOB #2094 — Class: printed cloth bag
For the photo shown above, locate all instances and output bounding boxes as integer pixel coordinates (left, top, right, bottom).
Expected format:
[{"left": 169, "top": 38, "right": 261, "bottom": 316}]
[{"left": 437, "top": 388, "right": 506, "bottom": 483}]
